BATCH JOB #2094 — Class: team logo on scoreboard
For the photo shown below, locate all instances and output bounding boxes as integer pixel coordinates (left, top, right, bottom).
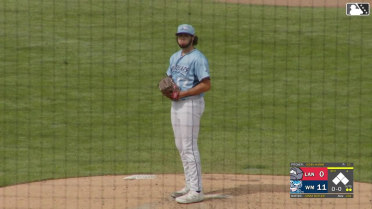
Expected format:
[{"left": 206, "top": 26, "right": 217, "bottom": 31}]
[
  {"left": 290, "top": 167, "right": 303, "bottom": 180},
  {"left": 290, "top": 180, "right": 303, "bottom": 193},
  {"left": 346, "top": 3, "right": 370, "bottom": 16}
]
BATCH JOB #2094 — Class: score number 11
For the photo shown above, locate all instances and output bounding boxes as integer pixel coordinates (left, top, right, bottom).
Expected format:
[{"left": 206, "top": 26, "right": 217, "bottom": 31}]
[{"left": 317, "top": 184, "right": 327, "bottom": 191}]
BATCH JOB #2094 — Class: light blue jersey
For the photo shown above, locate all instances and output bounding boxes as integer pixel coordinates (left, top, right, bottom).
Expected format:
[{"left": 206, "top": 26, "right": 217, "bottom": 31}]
[{"left": 166, "top": 49, "right": 210, "bottom": 98}]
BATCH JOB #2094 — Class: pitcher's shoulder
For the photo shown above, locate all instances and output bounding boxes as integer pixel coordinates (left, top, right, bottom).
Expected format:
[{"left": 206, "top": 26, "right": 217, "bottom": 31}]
[{"left": 193, "top": 49, "right": 208, "bottom": 59}]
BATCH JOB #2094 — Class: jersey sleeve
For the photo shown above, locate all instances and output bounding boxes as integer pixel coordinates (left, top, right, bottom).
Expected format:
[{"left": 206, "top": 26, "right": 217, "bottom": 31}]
[
  {"left": 166, "top": 57, "right": 172, "bottom": 76},
  {"left": 194, "top": 54, "right": 210, "bottom": 81}
]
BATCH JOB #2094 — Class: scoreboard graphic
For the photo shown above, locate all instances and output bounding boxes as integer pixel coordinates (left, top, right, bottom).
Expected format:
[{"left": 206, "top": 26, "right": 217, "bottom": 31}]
[{"left": 290, "top": 163, "right": 354, "bottom": 198}]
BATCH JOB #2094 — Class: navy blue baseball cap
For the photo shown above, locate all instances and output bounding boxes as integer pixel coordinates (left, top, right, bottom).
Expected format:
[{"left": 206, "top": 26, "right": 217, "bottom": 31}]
[{"left": 176, "top": 24, "right": 195, "bottom": 36}]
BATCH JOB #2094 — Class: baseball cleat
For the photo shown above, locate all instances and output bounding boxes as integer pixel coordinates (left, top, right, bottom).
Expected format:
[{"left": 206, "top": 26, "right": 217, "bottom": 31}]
[
  {"left": 171, "top": 186, "right": 190, "bottom": 198},
  {"left": 176, "top": 191, "right": 204, "bottom": 204}
]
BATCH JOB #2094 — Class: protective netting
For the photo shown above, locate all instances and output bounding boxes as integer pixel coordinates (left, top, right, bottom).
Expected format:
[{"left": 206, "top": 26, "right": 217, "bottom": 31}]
[{"left": 1, "top": 0, "right": 371, "bottom": 208}]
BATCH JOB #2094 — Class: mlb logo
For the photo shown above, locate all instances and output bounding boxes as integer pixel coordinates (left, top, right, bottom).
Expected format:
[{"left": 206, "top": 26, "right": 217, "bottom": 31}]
[{"left": 346, "top": 3, "right": 370, "bottom": 16}]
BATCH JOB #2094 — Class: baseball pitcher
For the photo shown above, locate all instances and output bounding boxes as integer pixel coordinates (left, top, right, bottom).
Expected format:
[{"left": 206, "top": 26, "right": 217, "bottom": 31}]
[{"left": 159, "top": 24, "right": 211, "bottom": 204}]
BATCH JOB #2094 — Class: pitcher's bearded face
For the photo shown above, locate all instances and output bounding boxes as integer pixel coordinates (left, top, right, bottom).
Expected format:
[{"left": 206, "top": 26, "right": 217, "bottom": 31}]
[{"left": 177, "top": 34, "right": 193, "bottom": 48}]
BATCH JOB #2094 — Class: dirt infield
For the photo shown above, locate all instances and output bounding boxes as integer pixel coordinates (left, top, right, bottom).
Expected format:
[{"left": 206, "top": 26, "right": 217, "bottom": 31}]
[
  {"left": 219, "top": 0, "right": 356, "bottom": 7},
  {"left": 1, "top": 174, "right": 371, "bottom": 209}
]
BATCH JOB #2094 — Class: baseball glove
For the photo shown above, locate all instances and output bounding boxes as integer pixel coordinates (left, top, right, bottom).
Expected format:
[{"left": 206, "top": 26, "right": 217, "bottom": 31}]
[{"left": 158, "top": 76, "right": 180, "bottom": 100}]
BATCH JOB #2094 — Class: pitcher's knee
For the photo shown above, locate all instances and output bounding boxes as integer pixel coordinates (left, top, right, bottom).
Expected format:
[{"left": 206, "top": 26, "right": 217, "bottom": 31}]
[
  {"left": 175, "top": 139, "right": 183, "bottom": 152},
  {"left": 183, "top": 150, "right": 200, "bottom": 163}
]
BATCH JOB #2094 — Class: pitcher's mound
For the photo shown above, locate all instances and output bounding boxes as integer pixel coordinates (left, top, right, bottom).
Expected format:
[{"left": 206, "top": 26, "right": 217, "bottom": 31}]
[{"left": 1, "top": 174, "right": 371, "bottom": 209}]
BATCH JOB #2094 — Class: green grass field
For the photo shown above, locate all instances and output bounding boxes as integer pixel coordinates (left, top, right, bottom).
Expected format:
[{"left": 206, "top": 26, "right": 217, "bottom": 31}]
[{"left": 1, "top": 0, "right": 371, "bottom": 187}]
